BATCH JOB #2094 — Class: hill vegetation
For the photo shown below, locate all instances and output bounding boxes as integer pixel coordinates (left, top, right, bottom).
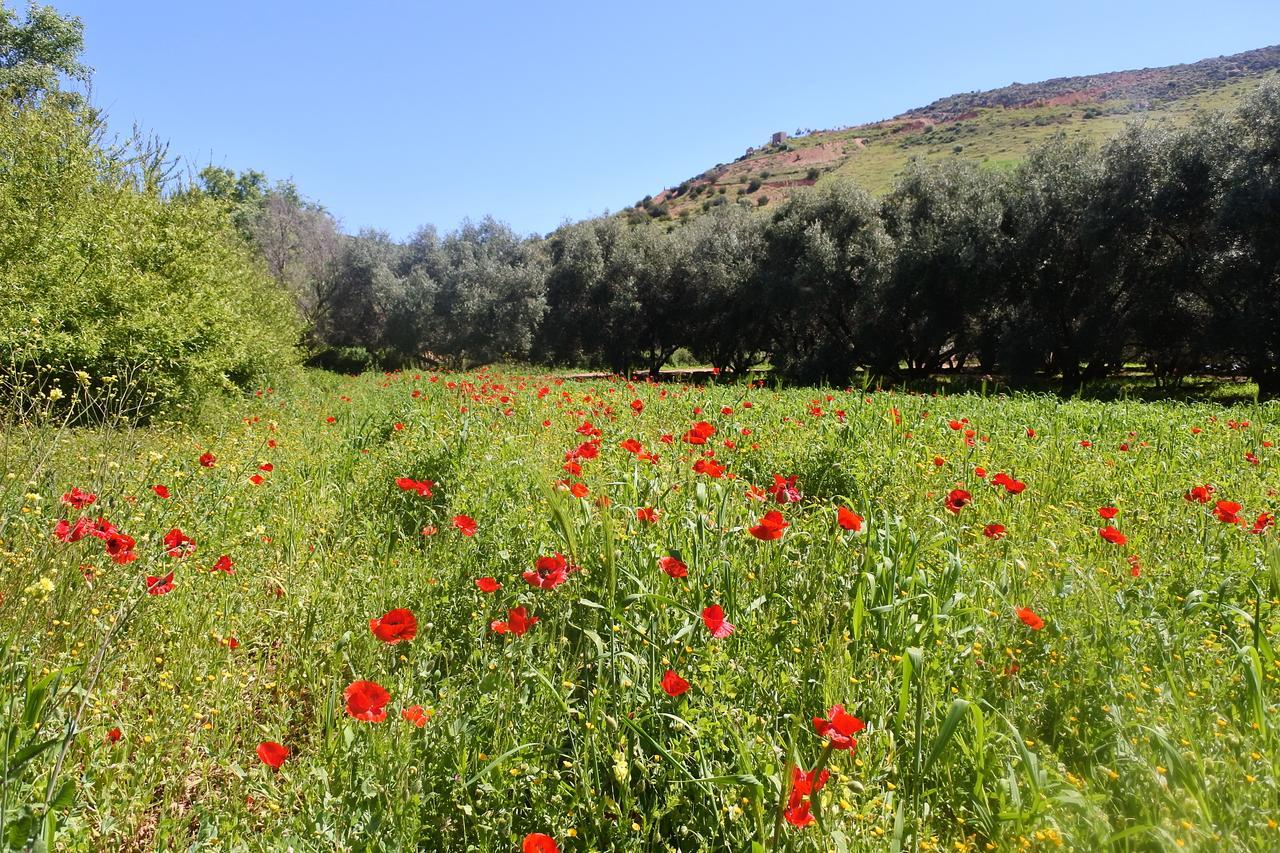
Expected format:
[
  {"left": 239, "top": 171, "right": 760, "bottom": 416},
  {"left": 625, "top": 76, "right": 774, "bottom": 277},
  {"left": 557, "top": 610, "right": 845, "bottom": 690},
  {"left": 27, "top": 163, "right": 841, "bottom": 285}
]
[{"left": 640, "top": 45, "right": 1280, "bottom": 219}]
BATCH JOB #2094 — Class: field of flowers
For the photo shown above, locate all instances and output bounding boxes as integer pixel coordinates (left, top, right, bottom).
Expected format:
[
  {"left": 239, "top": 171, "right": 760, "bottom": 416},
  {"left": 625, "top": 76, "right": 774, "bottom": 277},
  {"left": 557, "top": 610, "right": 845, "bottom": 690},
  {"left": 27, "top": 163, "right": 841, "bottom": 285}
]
[{"left": 2, "top": 368, "right": 1278, "bottom": 851}]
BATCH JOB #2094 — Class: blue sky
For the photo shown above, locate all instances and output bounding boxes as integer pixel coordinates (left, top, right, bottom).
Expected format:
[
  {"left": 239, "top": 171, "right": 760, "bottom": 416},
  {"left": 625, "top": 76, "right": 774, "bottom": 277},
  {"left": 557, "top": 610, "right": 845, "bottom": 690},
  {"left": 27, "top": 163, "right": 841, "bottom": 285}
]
[{"left": 53, "top": 0, "right": 1280, "bottom": 238}]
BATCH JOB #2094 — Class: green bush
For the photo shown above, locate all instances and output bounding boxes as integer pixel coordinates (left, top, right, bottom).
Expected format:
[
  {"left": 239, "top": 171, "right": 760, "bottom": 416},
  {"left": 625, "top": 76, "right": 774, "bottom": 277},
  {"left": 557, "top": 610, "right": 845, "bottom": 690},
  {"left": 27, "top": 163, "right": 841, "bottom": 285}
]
[
  {"left": 0, "top": 102, "right": 300, "bottom": 420},
  {"left": 305, "top": 346, "right": 378, "bottom": 374}
]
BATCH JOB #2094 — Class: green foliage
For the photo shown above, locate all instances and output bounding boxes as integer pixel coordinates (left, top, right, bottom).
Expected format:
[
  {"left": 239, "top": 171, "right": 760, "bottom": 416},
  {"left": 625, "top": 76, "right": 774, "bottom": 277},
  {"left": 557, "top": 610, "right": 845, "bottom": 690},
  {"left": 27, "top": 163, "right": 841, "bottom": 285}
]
[
  {"left": 3, "top": 369, "right": 1279, "bottom": 848},
  {"left": 0, "top": 102, "right": 300, "bottom": 420},
  {"left": 0, "top": 2, "right": 88, "bottom": 106}
]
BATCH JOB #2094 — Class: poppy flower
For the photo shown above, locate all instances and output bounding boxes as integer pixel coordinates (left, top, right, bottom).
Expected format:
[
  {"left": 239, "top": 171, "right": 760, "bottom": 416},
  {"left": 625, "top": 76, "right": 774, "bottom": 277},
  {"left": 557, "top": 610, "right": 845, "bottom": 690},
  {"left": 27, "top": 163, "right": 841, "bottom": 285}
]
[
  {"left": 1250, "top": 513, "right": 1274, "bottom": 534},
  {"left": 692, "top": 458, "right": 725, "bottom": 478},
  {"left": 1098, "top": 526, "right": 1127, "bottom": 545},
  {"left": 1098, "top": 506, "right": 1118, "bottom": 519},
  {"left": 258, "top": 463, "right": 273, "bottom": 472},
  {"left": 569, "top": 482, "right": 589, "bottom": 499},
  {"left": 396, "top": 477, "right": 435, "bottom": 498},
  {"left": 991, "top": 473, "right": 1026, "bottom": 494},
  {"left": 982, "top": 523, "right": 1006, "bottom": 540},
  {"left": 1016, "top": 607, "right": 1044, "bottom": 630},
  {"left": 146, "top": 572, "right": 175, "bottom": 596},
  {"left": 767, "top": 474, "right": 802, "bottom": 504},
  {"left": 1213, "top": 500, "right": 1243, "bottom": 524},
  {"left": 837, "top": 506, "right": 863, "bottom": 532},
  {"left": 369, "top": 608, "right": 418, "bottom": 644},
  {"left": 53, "top": 517, "right": 92, "bottom": 543},
  {"left": 248, "top": 474, "right": 264, "bottom": 486},
  {"left": 701, "top": 604, "right": 735, "bottom": 638},
  {"left": 452, "top": 515, "right": 477, "bottom": 537},
  {"left": 256, "top": 741, "right": 289, "bottom": 769},
  {"left": 475, "top": 577, "right": 501, "bottom": 592},
  {"left": 749, "top": 510, "right": 789, "bottom": 541},
  {"left": 491, "top": 606, "right": 538, "bottom": 636},
  {"left": 198, "top": 452, "right": 216, "bottom": 467},
  {"left": 522, "top": 834, "right": 559, "bottom": 853},
  {"left": 211, "top": 555, "right": 234, "bottom": 574},
  {"left": 105, "top": 531, "right": 137, "bottom": 564},
  {"left": 401, "top": 705, "right": 432, "bottom": 727},
  {"left": 681, "top": 421, "right": 716, "bottom": 445},
  {"left": 344, "top": 680, "right": 391, "bottom": 722},
  {"left": 944, "top": 489, "right": 972, "bottom": 514},
  {"left": 421, "top": 526, "right": 438, "bottom": 537},
  {"left": 812, "top": 704, "right": 865, "bottom": 751},
  {"left": 658, "top": 555, "right": 688, "bottom": 579},
  {"left": 105, "top": 727, "right": 122, "bottom": 745},
  {"left": 60, "top": 487, "right": 97, "bottom": 509},
  {"left": 152, "top": 485, "right": 170, "bottom": 499},
  {"left": 784, "top": 766, "right": 830, "bottom": 827},
  {"left": 1184, "top": 484, "right": 1214, "bottom": 504},
  {"left": 635, "top": 507, "right": 659, "bottom": 524},
  {"left": 630, "top": 399, "right": 644, "bottom": 414},
  {"left": 525, "top": 554, "right": 570, "bottom": 590},
  {"left": 163, "top": 528, "right": 195, "bottom": 558},
  {"left": 661, "top": 669, "right": 690, "bottom": 697},
  {"left": 619, "top": 438, "right": 643, "bottom": 454}
]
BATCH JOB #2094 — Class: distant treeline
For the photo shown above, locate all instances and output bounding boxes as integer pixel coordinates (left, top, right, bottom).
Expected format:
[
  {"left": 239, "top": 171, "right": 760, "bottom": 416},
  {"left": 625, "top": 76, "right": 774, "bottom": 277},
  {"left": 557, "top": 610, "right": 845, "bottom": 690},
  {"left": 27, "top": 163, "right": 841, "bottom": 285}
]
[{"left": 229, "top": 80, "right": 1280, "bottom": 395}]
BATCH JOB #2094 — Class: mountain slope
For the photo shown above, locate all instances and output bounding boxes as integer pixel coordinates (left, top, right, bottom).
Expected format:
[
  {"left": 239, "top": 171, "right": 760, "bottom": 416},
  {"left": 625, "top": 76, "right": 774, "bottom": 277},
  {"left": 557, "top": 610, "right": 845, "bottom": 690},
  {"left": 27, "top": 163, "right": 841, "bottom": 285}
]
[{"left": 637, "top": 45, "right": 1280, "bottom": 220}]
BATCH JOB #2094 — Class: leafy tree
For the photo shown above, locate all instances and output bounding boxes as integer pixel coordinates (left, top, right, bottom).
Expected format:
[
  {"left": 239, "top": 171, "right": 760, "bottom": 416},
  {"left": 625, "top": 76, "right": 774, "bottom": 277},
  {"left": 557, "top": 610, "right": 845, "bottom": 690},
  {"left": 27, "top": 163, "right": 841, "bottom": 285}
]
[
  {"left": 679, "top": 205, "right": 770, "bottom": 376},
  {"left": 871, "top": 159, "right": 1003, "bottom": 375},
  {"left": 761, "top": 182, "right": 890, "bottom": 384},
  {"left": 0, "top": 2, "right": 88, "bottom": 105},
  {"left": 1214, "top": 80, "right": 1280, "bottom": 397}
]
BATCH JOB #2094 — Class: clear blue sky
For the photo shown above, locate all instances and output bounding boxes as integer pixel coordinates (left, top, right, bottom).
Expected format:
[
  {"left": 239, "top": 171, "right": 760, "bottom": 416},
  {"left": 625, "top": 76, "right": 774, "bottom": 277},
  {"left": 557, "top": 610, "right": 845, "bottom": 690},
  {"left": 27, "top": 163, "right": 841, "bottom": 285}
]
[{"left": 53, "top": 0, "right": 1280, "bottom": 238}]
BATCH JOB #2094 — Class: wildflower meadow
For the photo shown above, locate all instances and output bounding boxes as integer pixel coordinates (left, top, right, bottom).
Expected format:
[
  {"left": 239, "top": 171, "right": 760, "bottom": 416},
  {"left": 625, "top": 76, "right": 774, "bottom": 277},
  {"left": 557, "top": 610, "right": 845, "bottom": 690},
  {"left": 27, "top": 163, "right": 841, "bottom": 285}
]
[{"left": 1, "top": 368, "right": 1277, "bottom": 851}]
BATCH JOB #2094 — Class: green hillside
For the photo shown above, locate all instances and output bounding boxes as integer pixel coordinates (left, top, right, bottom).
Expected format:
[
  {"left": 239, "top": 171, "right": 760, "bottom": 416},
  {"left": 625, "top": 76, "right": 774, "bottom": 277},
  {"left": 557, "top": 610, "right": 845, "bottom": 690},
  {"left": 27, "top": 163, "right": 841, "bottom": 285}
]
[{"left": 639, "top": 45, "right": 1280, "bottom": 219}]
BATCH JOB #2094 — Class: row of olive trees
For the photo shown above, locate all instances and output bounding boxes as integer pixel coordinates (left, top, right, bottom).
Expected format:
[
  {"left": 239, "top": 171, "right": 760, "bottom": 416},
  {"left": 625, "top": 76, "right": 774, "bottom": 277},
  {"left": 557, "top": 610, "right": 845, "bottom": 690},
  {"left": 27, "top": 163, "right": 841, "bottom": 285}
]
[{"left": 220, "top": 79, "right": 1280, "bottom": 393}]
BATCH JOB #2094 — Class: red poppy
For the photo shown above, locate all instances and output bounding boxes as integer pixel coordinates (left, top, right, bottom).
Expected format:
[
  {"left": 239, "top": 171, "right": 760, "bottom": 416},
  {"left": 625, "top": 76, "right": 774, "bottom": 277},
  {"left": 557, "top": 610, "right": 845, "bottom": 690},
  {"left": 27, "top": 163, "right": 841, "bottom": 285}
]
[
  {"left": 258, "top": 463, "right": 273, "bottom": 472},
  {"left": 812, "top": 704, "right": 865, "bottom": 751},
  {"left": 152, "top": 485, "right": 170, "bottom": 499},
  {"left": 784, "top": 765, "right": 830, "bottom": 827},
  {"left": 344, "top": 680, "right": 391, "bottom": 722},
  {"left": 944, "top": 489, "right": 972, "bottom": 513},
  {"left": 105, "top": 727, "right": 122, "bottom": 745},
  {"left": 982, "top": 523, "right": 1006, "bottom": 540},
  {"left": 681, "top": 421, "right": 716, "bottom": 445},
  {"left": 105, "top": 531, "right": 137, "bottom": 564},
  {"left": 199, "top": 452, "right": 216, "bottom": 467},
  {"left": 635, "top": 507, "right": 659, "bottom": 524},
  {"left": 991, "top": 473, "right": 1026, "bottom": 495},
  {"left": 453, "top": 515, "right": 477, "bottom": 537},
  {"left": 211, "top": 555, "right": 234, "bottom": 574},
  {"left": 163, "top": 528, "right": 195, "bottom": 558},
  {"left": 658, "top": 555, "right": 688, "bottom": 579},
  {"left": 60, "top": 487, "right": 97, "bottom": 509},
  {"left": 619, "top": 438, "right": 644, "bottom": 454},
  {"left": 1250, "top": 513, "right": 1274, "bottom": 534},
  {"left": 1016, "top": 607, "right": 1044, "bottom": 630},
  {"left": 692, "top": 458, "right": 725, "bottom": 478},
  {"left": 491, "top": 606, "right": 538, "bottom": 636},
  {"left": 256, "top": 741, "right": 289, "bottom": 769},
  {"left": 569, "top": 482, "right": 589, "bottom": 499},
  {"left": 369, "top": 608, "right": 418, "bottom": 644},
  {"left": 701, "top": 604, "right": 735, "bottom": 638},
  {"left": 837, "top": 506, "right": 863, "bottom": 532},
  {"left": 749, "top": 510, "right": 789, "bottom": 541},
  {"left": 53, "top": 517, "right": 92, "bottom": 543},
  {"left": 1184, "top": 484, "right": 1214, "bottom": 504},
  {"left": 475, "top": 577, "right": 502, "bottom": 592},
  {"left": 146, "top": 572, "right": 175, "bottom": 596},
  {"left": 1213, "top": 500, "right": 1243, "bottom": 524},
  {"left": 248, "top": 474, "right": 264, "bottom": 486},
  {"left": 396, "top": 477, "right": 435, "bottom": 498},
  {"left": 401, "top": 705, "right": 431, "bottom": 727},
  {"left": 767, "top": 474, "right": 802, "bottom": 504},
  {"left": 525, "top": 554, "right": 570, "bottom": 590},
  {"left": 1098, "top": 506, "right": 1118, "bottom": 519},
  {"left": 1098, "top": 526, "right": 1127, "bottom": 545},
  {"left": 522, "top": 834, "right": 559, "bottom": 853},
  {"left": 661, "top": 669, "right": 690, "bottom": 697},
  {"left": 630, "top": 399, "right": 644, "bottom": 414},
  {"left": 421, "top": 525, "right": 438, "bottom": 537}
]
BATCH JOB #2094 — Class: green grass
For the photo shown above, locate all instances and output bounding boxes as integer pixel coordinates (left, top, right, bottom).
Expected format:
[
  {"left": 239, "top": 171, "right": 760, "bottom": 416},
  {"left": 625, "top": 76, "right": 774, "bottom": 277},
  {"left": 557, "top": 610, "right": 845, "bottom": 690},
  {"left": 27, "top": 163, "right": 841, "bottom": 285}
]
[{"left": 2, "top": 367, "right": 1279, "bottom": 850}]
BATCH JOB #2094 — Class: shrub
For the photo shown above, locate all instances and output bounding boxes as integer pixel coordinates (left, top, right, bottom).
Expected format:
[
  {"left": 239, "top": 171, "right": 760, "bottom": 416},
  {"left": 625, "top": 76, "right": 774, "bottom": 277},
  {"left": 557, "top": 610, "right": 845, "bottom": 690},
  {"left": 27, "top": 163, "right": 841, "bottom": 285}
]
[{"left": 0, "top": 103, "right": 300, "bottom": 421}]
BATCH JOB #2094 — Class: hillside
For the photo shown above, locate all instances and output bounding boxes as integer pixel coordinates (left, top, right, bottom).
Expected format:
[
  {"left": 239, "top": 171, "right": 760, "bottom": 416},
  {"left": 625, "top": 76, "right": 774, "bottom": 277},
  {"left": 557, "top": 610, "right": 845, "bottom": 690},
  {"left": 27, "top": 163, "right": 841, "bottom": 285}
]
[{"left": 637, "top": 45, "right": 1280, "bottom": 220}]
